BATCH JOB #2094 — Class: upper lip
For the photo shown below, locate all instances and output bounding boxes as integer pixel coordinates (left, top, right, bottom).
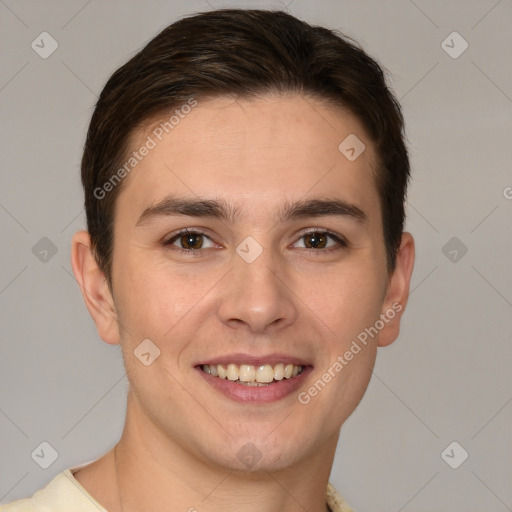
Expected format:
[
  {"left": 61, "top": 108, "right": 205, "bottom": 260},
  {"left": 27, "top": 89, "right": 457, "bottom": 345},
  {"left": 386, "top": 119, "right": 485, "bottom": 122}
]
[{"left": 196, "top": 353, "right": 311, "bottom": 367}]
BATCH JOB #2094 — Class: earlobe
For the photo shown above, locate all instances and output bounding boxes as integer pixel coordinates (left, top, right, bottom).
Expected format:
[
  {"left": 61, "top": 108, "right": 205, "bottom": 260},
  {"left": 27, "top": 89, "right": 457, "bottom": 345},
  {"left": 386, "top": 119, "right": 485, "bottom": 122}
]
[
  {"left": 71, "top": 230, "right": 121, "bottom": 345},
  {"left": 378, "top": 232, "right": 415, "bottom": 347}
]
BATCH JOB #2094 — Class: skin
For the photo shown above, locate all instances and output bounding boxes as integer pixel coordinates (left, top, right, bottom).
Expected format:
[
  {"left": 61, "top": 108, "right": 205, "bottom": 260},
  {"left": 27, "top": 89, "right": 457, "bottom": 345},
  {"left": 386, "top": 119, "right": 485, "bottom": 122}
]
[{"left": 71, "top": 94, "right": 414, "bottom": 512}]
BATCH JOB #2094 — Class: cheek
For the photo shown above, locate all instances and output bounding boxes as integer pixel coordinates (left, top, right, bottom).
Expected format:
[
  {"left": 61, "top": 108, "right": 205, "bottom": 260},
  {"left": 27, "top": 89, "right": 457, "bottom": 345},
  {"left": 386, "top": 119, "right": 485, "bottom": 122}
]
[
  {"left": 301, "top": 275, "right": 381, "bottom": 423},
  {"left": 298, "top": 262, "right": 386, "bottom": 345},
  {"left": 113, "top": 253, "right": 222, "bottom": 353},
  {"left": 114, "top": 271, "right": 190, "bottom": 398}
]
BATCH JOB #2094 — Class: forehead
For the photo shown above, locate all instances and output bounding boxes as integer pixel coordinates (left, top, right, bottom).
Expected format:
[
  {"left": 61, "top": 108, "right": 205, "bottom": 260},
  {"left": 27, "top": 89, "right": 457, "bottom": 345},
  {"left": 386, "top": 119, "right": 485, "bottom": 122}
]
[{"left": 116, "top": 94, "right": 380, "bottom": 224}]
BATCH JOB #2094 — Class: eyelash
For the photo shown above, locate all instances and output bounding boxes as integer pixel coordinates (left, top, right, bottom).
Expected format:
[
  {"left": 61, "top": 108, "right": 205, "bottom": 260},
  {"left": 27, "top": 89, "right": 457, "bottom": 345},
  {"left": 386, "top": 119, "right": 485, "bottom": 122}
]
[{"left": 163, "top": 228, "right": 348, "bottom": 255}]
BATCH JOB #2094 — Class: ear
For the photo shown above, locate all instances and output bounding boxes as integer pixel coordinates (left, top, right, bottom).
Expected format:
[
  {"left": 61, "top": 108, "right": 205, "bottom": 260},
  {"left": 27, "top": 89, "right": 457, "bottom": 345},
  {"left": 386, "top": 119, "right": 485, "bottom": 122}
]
[
  {"left": 71, "top": 230, "right": 120, "bottom": 345},
  {"left": 378, "top": 232, "right": 415, "bottom": 347}
]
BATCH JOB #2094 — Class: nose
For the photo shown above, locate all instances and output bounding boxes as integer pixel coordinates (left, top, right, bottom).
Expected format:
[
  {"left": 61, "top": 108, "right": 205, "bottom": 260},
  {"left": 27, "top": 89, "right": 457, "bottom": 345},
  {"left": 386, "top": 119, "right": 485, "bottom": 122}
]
[{"left": 216, "top": 246, "right": 298, "bottom": 334}]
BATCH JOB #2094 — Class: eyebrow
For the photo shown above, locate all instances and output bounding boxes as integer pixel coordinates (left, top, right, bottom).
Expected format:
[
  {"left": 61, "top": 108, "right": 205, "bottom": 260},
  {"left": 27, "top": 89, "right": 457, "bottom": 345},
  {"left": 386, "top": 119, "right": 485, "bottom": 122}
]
[{"left": 135, "top": 195, "right": 368, "bottom": 227}]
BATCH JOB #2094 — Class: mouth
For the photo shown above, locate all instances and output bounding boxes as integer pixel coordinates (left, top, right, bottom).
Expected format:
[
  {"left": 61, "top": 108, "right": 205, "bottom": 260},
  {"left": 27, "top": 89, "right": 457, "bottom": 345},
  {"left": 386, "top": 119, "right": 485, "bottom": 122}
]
[
  {"left": 195, "top": 358, "right": 311, "bottom": 403},
  {"left": 200, "top": 363, "right": 305, "bottom": 386}
]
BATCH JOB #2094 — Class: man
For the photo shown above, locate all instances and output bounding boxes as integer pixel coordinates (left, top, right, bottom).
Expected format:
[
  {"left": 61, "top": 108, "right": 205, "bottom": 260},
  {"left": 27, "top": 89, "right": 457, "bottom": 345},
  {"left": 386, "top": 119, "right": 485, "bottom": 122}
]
[{"left": 2, "top": 8, "right": 414, "bottom": 512}]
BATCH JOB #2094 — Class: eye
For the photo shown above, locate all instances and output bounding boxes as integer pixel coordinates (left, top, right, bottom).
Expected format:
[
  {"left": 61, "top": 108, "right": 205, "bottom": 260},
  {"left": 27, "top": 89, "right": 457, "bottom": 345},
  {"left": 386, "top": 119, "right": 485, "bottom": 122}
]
[
  {"left": 293, "top": 230, "right": 347, "bottom": 250},
  {"left": 164, "top": 230, "right": 217, "bottom": 251}
]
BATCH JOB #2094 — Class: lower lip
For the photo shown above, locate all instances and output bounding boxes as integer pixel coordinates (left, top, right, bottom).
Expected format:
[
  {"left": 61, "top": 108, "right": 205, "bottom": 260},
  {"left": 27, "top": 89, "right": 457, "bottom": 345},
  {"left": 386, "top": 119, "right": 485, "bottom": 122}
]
[{"left": 196, "top": 366, "right": 312, "bottom": 404}]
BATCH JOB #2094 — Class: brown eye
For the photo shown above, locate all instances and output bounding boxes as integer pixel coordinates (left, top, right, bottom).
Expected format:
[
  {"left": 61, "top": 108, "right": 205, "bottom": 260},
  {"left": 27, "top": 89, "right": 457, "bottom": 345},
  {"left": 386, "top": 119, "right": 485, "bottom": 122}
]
[
  {"left": 179, "top": 232, "right": 204, "bottom": 249},
  {"left": 294, "top": 230, "right": 347, "bottom": 251},
  {"left": 165, "top": 230, "right": 216, "bottom": 251},
  {"left": 303, "top": 232, "right": 328, "bottom": 249}
]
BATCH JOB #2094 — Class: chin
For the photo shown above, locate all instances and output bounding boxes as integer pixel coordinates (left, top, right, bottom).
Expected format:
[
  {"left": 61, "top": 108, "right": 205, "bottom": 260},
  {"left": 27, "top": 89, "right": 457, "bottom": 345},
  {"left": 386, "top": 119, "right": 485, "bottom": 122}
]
[{"left": 198, "top": 432, "right": 312, "bottom": 474}]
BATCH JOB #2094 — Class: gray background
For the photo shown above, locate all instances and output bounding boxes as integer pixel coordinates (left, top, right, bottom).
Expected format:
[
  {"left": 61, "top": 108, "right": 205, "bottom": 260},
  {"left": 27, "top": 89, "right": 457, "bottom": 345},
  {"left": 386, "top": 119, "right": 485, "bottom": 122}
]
[{"left": 1, "top": 1, "right": 511, "bottom": 511}]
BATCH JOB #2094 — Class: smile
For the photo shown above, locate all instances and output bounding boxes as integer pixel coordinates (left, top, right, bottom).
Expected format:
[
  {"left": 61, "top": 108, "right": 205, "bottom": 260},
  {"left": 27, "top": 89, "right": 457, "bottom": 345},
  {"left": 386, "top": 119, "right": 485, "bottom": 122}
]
[
  {"left": 197, "top": 361, "right": 311, "bottom": 403},
  {"left": 201, "top": 363, "right": 304, "bottom": 385}
]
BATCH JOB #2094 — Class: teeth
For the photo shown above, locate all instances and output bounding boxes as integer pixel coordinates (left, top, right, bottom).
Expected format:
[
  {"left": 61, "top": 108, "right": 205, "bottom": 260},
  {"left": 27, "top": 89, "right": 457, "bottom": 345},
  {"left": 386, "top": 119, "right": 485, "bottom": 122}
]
[
  {"left": 217, "top": 365, "right": 227, "bottom": 379},
  {"left": 256, "top": 364, "right": 274, "bottom": 383},
  {"left": 274, "top": 363, "right": 284, "bottom": 380},
  {"left": 227, "top": 364, "right": 238, "bottom": 381},
  {"left": 201, "top": 363, "right": 304, "bottom": 383},
  {"left": 239, "top": 364, "right": 255, "bottom": 382}
]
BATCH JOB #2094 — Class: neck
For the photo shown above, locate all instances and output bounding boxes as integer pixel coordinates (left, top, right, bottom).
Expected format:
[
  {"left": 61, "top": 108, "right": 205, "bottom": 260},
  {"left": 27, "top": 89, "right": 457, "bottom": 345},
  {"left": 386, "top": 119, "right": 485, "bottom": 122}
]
[{"left": 112, "top": 395, "right": 337, "bottom": 512}]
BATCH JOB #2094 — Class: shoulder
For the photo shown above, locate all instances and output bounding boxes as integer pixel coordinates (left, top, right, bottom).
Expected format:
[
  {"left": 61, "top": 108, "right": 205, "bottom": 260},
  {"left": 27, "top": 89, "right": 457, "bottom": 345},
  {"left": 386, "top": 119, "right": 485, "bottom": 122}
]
[
  {"left": 0, "top": 469, "right": 107, "bottom": 512},
  {"left": 327, "top": 481, "right": 357, "bottom": 512},
  {"left": 0, "top": 498, "right": 36, "bottom": 512}
]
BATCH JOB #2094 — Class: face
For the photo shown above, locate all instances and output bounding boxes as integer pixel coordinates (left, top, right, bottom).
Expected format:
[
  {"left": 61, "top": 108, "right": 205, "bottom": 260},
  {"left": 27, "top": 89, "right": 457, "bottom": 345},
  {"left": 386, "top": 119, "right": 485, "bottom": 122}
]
[{"left": 87, "top": 94, "right": 410, "bottom": 472}]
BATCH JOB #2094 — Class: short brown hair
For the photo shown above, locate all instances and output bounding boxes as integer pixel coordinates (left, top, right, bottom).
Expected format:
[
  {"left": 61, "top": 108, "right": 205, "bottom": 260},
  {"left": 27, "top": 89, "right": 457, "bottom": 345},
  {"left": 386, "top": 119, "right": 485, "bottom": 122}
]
[{"left": 81, "top": 8, "right": 410, "bottom": 287}]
